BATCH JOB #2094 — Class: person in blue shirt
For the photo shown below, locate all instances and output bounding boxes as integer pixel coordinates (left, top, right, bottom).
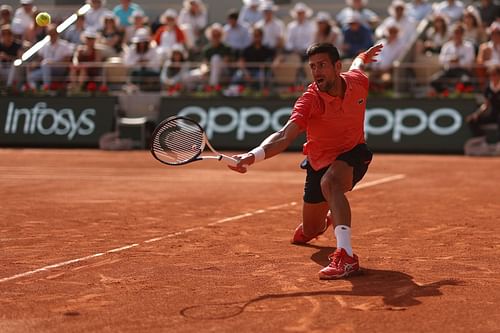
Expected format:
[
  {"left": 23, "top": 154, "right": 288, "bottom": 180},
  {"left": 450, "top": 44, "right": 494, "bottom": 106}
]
[
  {"left": 113, "top": 0, "right": 143, "bottom": 27},
  {"left": 341, "top": 12, "right": 374, "bottom": 59}
]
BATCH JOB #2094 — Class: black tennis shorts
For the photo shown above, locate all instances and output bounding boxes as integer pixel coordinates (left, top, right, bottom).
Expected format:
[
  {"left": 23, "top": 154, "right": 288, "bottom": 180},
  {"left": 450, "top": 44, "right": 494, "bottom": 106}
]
[{"left": 301, "top": 143, "right": 373, "bottom": 204}]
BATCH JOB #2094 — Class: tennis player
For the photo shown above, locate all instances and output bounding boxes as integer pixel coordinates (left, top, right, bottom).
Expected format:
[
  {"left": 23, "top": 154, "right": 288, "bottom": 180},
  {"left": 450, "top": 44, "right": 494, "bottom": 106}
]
[{"left": 229, "top": 42, "right": 383, "bottom": 279}]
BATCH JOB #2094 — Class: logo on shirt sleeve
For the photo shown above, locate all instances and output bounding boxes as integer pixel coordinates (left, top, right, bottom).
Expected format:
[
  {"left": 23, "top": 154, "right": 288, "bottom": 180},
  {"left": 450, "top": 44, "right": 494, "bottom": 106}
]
[{"left": 357, "top": 98, "right": 364, "bottom": 105}]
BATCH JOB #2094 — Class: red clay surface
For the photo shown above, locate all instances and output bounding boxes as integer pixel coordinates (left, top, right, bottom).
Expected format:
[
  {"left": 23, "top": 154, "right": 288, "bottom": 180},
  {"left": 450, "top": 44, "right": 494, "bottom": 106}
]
[{"left": 0, "top": 149, "right": 499, "bottom": 332}]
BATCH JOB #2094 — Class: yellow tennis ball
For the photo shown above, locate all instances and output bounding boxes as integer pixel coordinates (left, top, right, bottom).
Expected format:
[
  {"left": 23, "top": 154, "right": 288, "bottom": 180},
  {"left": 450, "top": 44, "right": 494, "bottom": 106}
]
[{"left": 36, "top": 12, "right": 51, "bottom": 27}]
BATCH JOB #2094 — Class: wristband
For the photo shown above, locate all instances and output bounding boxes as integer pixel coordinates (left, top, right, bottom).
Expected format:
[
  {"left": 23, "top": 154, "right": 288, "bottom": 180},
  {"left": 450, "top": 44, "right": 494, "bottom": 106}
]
[{"left": 249, "top": 146, "right": 265, "bottom": 162}]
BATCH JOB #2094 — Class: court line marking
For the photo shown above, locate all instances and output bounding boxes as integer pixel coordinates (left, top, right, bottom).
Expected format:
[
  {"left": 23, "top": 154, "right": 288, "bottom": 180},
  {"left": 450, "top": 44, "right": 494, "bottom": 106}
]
[{"left": 0, "top": 174, "right": 405, "bottom": 283}]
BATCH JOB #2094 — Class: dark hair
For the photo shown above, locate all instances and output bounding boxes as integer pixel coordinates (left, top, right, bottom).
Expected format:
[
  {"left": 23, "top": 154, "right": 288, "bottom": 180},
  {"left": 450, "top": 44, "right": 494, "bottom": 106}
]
[
  {"left": 227, "top": 9, "right": 239, "bottom": 20},
  {"left": 306, "top": 43, "right": 340, "bottom": 65}
]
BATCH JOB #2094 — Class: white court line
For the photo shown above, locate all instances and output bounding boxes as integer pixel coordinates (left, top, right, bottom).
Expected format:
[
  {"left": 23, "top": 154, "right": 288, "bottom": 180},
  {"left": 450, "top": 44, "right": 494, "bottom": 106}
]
[{"left": 0, "top": 174, "right": 405, "bottom": 283}]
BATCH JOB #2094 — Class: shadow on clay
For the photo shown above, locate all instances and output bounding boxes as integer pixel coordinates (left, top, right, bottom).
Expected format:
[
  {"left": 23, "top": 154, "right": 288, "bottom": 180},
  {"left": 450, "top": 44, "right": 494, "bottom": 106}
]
[{"left": 180, "top": 244, "right": 462, "bottom": 320}]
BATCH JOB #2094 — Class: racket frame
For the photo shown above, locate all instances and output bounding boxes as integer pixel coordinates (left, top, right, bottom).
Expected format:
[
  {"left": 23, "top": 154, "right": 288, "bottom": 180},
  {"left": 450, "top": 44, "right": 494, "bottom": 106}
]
[{"left": 151, "top": 116, "right": 239, "bottom": 167}]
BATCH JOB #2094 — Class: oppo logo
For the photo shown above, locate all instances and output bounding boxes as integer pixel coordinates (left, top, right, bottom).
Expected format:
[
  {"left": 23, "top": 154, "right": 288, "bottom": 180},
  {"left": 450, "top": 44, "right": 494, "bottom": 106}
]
[
  {"left": 178, "top": 105, "right": 463, "bottom": 142},
  {"left": 365, "top": 108, "right": 462, "bottom": 142},
  {"left": 3, "top": 102, "right": 96, "bottom": 140}
]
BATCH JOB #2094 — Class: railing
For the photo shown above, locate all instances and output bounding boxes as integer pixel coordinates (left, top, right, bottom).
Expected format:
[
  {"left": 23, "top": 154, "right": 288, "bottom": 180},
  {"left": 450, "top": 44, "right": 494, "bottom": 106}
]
[{"left": 0, "top": 58, "right": 487, "bottom": 98}]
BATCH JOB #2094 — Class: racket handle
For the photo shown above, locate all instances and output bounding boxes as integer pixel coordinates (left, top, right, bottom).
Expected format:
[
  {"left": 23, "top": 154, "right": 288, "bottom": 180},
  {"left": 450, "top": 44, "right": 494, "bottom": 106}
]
[{"left": 220, "top": 155, "right": 239, "bottom": 167}]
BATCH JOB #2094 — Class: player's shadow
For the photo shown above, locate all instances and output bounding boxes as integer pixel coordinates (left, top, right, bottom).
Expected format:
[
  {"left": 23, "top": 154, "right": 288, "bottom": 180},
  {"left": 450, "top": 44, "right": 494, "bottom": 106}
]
[
  {"left": 304, "top": 243, "right": 462, "bottom": 308},
  {"left": 180, "top": 244, "right": 462, "bottom": 319}
]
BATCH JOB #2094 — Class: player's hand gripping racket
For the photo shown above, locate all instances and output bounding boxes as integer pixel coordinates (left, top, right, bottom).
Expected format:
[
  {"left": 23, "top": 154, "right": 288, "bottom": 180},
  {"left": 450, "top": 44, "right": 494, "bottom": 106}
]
[{"left": 151, "top": 116, "right": 239, "bottom": 167}]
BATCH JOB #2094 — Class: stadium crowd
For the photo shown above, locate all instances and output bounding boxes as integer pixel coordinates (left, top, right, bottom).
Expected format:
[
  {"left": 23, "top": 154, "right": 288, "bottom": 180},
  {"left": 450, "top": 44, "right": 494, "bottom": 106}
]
[{"left": 1, "top": 0, "right": 500, "bottom": 96}]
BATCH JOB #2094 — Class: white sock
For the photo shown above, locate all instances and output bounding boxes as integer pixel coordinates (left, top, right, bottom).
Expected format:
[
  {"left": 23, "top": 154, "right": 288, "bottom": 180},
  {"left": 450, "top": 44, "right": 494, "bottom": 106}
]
[{"left": 334, "top": 225, "right": 353, "bottom": 257}]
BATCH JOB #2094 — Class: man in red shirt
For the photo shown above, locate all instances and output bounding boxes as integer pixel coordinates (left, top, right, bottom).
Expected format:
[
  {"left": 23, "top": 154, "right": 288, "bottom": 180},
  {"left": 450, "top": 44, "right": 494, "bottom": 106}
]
[{"left": 229, "top": 42, "right": 383, "bottom": 279}]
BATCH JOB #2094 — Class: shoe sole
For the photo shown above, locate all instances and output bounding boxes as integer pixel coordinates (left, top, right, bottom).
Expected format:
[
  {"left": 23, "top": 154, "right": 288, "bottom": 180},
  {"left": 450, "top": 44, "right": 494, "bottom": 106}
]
[{"left": 318, "top": 268, "right": 362, "bottom": 280}]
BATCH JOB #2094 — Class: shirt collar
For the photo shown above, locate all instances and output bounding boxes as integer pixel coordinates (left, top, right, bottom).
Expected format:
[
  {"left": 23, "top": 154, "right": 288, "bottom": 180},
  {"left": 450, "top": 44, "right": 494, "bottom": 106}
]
[{"left": 312, "top": 73, "right": 350, "bottom": 101}]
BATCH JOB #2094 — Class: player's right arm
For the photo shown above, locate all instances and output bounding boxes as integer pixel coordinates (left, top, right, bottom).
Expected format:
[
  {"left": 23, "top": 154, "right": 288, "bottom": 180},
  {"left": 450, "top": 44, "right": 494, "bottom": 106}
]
[{"left": 228, "top": 121, "right": 303, "bottom": 173}]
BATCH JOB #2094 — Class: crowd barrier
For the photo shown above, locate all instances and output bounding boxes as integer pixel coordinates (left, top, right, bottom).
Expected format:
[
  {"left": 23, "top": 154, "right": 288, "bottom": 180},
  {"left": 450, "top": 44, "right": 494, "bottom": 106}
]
[{"left": 0, "top": 95, "right": 480, "bottom": 154}]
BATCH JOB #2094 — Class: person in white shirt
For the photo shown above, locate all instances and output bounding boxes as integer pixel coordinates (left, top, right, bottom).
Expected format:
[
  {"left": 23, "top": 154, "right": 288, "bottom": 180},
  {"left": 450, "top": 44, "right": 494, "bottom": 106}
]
[
  {"left": 238, "top": 0, "right": 263, "bottom": 27},
  {"left": 178, "top": 0, "right": 207, "bottom": 33},
  {"left": 477, "top": 22, "right": 500, "bottom": 89},
  {"left": 434, "top": 0, "right": 465, "bottom": 24},
  {"left": 123, "top": 28, "right": 162, "bottom": 90},
  {"left": 407, "top": 0, "right": 433, "bottom": 21},
  {"left": 160, "top": 43, "right": 199, "bottom": 90},
  {"left": 375, "top": 0, "right": 417, "bottom": 42},
  {"left": 11, "top": 0, "right": 36, "bottom": 39},
  {"left": 285, "top": 2, "right": 315, "bottom": 59},
  {"left": 255, "top": 2, "right": 285, "bottom": 52},
  {"left": 124, "top": 10, "right": 150, "bottom": 45},
  {"left": 85, "top": 0, "right": 113, "bottom": 31},
  {"left": 314, "top": 11, "right": 343, "bottom": 56},
  {"left": 178, "top": 0, "right": 207, "bottom": 52},
  {"left": 372, "top": 23, "right": 405, "bottom": 72},
  {"left": 28, "top": 24, "right": 75, "bottom": 89},
  {"left": 431, "top": 22, "right": 476, "bottom": 93},
  {"left": 336, "top": 0, "right": 379, "bottom": 29},
  {"left": 370, "top": 23, "right": 406, "bottom": 92}
]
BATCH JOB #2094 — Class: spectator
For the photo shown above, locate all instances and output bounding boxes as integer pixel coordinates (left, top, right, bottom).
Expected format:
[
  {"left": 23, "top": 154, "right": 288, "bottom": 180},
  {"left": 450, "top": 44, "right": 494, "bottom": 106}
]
[
  {"left": 27, "top": 24, "right": 75, "bottom": 89},
  {"left": 0, "top": 5, "right": 13, "bottom": 26},
  {"left": 230, "top": 26, "right": 275, "bottom": 89},
  {"left": 202, "top": 22, "right": 232, "bottom": 86},
  {"left": 0, "top": 24, "right": 22, "bottom": 88},
  {"left": 160, "top": 43, "right": 200, "bottom": 90},
  {"left": 63, "top": 14, "right": 86, "bottom": 45},
  {"left": 462, "top": 5, "right": 487, "bottom": 50},
  {"left": 430, "top": 22, "right": 475, "bottom": 93},
  {"left": 124, "top": 10, "right": 150, "bottom": 45},
  {"left": 407, "top": 0, "right": 433, "bottom": 21},
  {"left": 475, "top": 0, "right": 500, "bottom": 28},
  {"left": 85, "top": 0, "right": 113, "bottom": 31},
  {"left": 97, "top": 13, "right": 125, "bottom": 59},
  {"left": 477, "top": 22, "right": 500, "bottom": 88},
  {"left": 465, "top": 64, "right": 500, "bottom": 153},
  {"left": 434, "top": 0, "right": 465, "bottom": 24},
  {"left": 11, "top": 0, "right": 36, "bottom": 40},
  {"left": 153, "top": 9, "right": 187, "bottom": 55},
  {"left": 341, "top": 12, "right": 374, "bottom": 59},
  {"left": 238, "top": 0, "right": 263, "bottom": 27},
  {"left": 224, "top": 9, "right": 251, "bottom": 57},
  {"left": 285, "top": 2, "right": 315, "bottom": 59},
  {"left": 478, "top": 22, "right": 500, "bottom": 67},
  {"left": 25, "top": 9, "right": 48, "bottom": 44},
  {"left": 375, "top": 0, "right": 417, "bottom": 42},
  {"left": 69, "top": 29, "right": 103, "bottom": 90},
  {"left": 178, "top": 0, "right": 208, "bottom": 61},
  {"left": 255, "top": 2, "right": 285, "bottom": 52},
  {"left": 314, "top": 11, "right": 344, "bottom": 56},
  {"left": 418, "top": 13, "right": 450, "bottom": 55},
  {"left": 113, "top": 0, "right": 143, "bottom": 28},
  {"left": 336, "top": 0, "right": 380, "bottom": 29},
  {"left": 370, "top": 23, "right": 406, "bottom": 91},
  {"left": 178, "top": 0, "right": 207, "bottom": 35},
  {"left": 123, "top": 28, "right": 161, "bottom": 90}
]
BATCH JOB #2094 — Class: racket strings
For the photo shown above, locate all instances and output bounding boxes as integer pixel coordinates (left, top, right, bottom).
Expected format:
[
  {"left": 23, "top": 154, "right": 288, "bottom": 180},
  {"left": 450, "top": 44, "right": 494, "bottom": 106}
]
[{"left": 152, "top": 120, "right": 204, "bottom": 164}]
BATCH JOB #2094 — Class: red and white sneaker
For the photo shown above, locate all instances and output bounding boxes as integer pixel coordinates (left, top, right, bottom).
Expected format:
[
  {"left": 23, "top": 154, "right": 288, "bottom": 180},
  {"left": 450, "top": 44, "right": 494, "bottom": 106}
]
[
  {"left": 291, "top": 215, "right": 333, "bottom": 244},
  {"left": 318, "top": 248, "right": 360, "bottom": 280}
]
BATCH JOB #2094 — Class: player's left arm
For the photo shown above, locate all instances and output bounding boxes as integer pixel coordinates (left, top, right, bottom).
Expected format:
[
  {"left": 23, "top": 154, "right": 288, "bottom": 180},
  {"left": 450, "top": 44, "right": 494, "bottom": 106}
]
[{"left": 350, "top": 43, "right": 383, "bottom": 72}]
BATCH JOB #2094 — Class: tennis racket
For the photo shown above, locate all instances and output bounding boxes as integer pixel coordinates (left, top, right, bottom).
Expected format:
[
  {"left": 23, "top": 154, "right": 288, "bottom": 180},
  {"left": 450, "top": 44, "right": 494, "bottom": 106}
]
[{"left": 151, "top": 116, "right": 239, "bottom": 167}]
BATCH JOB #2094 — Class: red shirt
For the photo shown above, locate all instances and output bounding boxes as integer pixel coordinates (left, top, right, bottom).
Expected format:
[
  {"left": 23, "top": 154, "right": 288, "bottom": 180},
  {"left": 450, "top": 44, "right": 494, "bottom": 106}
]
[{"left": 289, "top": 69, "right": 369, "bottom": 171}]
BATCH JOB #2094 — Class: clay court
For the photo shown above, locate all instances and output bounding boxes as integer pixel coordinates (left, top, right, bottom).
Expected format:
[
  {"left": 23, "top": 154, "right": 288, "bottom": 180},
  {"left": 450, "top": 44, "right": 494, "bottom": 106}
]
[{"left": 0, "top": 149, "right": 499, "bottom": 332}]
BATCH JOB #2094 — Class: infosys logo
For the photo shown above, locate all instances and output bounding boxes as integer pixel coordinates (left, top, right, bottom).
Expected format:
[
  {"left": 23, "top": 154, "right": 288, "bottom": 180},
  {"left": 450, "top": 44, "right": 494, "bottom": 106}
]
[{"left": 3, "top": 102, "right": 96, "bottom": 140}]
